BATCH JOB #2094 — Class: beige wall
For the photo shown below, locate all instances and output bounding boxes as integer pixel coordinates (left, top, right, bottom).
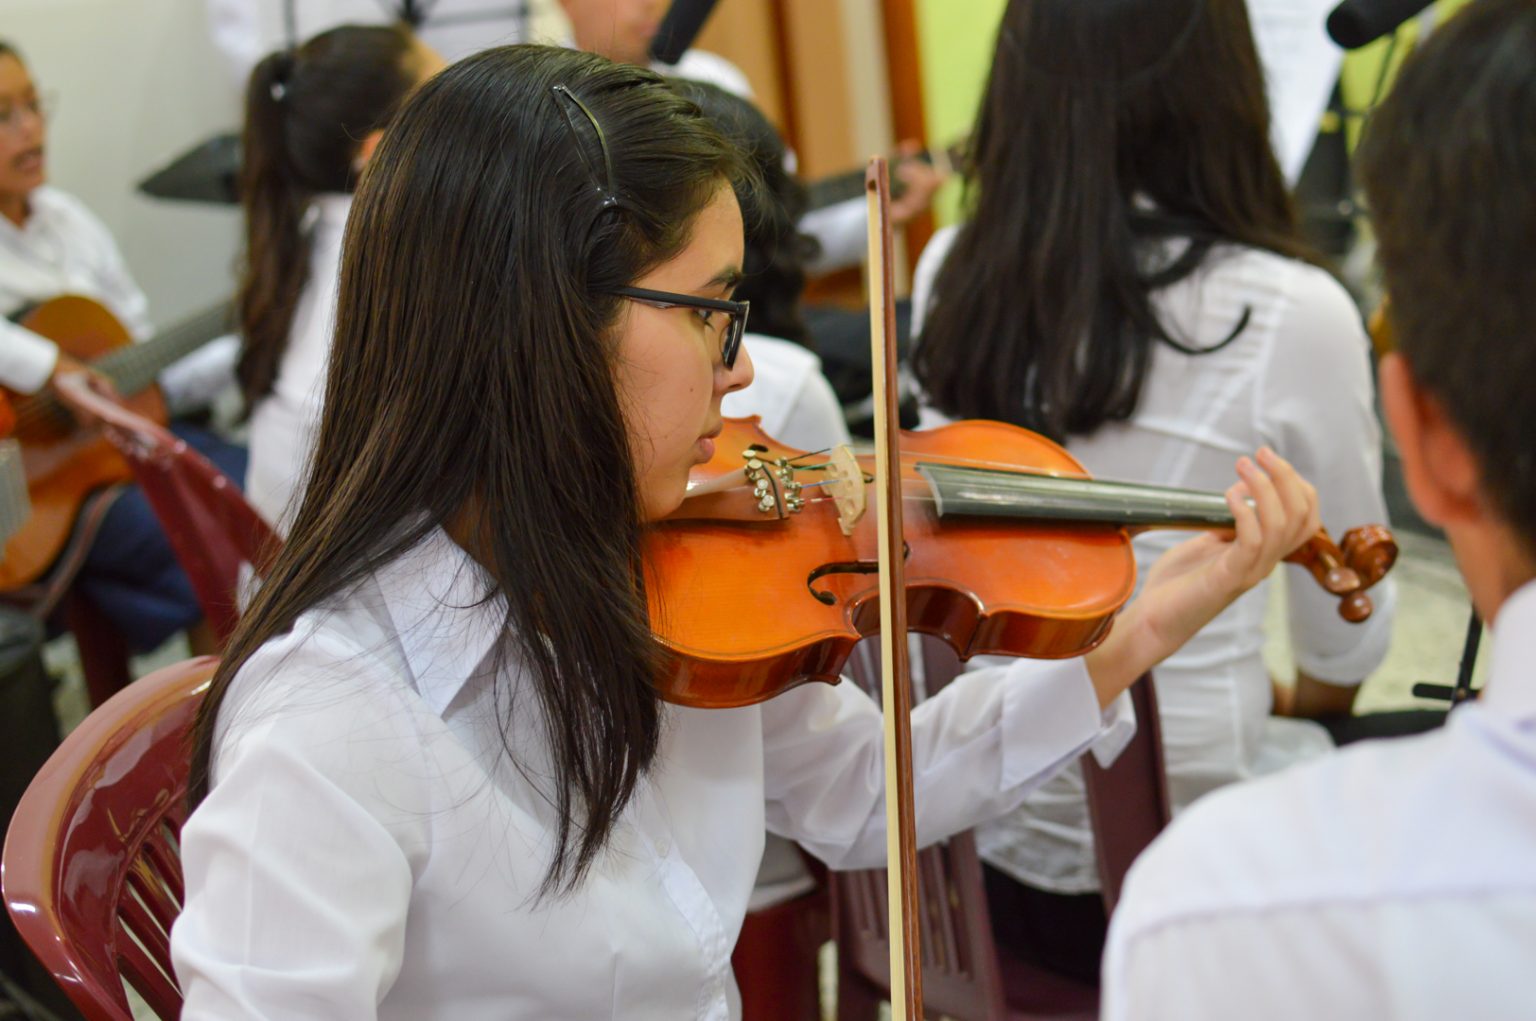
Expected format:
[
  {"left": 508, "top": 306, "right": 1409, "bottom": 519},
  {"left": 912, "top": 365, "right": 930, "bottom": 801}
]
[{"left": 695, "top": 0, "right": 891, "bottom": 180}]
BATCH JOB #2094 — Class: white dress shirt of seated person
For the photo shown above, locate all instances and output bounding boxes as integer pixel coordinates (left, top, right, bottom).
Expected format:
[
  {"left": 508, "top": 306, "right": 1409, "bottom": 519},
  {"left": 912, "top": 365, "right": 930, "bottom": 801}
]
[{"left": 1104, "top": 3, "right": 1536, "bottom": 1018}]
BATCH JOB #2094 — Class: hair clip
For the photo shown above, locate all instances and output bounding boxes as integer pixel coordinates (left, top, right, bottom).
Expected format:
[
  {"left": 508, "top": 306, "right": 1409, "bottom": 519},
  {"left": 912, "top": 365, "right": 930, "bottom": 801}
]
[
  {"left": 551, "top": 83, "right": 623, "bottom": 211},
  {"left": 268, "top": 49, "right": 296, "bottom": 104}
]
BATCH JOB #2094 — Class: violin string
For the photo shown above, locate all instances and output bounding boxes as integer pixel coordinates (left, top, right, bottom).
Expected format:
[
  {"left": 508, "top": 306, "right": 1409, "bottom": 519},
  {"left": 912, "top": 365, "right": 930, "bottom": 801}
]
[{"left": 775, "top": 446, "right": 1092, "bottom": 480}]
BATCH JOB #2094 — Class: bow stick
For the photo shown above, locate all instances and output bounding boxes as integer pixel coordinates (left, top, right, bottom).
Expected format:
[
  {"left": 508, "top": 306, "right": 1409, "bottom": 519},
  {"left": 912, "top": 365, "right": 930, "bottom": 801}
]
[{"left": 866, "top": 157, "right": 923, "bottom": 1019}]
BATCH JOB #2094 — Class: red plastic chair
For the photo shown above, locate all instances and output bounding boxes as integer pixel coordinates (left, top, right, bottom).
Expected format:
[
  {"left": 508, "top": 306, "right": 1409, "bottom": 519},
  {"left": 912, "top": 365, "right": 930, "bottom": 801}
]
[
  {"left": 831, "top": 638, "right": 1170, "bottom": 1020},
  {"left": 732, "top": 873, "right": 831, "bottom": 1021},
  {"left": 2, "top": 656, "right": 214, "bottom": 1020},
  {"left": 54, "top": 374, "right": 276, "bottom": 648}
]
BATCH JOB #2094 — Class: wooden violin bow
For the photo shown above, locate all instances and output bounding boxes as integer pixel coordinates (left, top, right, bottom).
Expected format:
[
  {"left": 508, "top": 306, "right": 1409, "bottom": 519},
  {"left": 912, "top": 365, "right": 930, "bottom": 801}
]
[{"left": 866, "top": 156, "right": 924, "bottom": 1019}]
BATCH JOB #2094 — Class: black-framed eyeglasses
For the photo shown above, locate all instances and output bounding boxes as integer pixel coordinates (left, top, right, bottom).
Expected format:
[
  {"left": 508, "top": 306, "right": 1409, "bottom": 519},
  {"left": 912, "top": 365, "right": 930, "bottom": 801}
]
[
  {"left": 551, "top": 85, "right": 749, "bottom": 368},
  {"left": 612, "top": 286, "right": 750, "bottom": 370}
]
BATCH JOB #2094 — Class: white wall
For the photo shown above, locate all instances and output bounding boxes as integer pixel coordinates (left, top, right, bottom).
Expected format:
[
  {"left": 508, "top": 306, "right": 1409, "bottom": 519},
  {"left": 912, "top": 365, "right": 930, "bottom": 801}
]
[{"left": 6, "top": 0, "right": 244, "bottom": 327}]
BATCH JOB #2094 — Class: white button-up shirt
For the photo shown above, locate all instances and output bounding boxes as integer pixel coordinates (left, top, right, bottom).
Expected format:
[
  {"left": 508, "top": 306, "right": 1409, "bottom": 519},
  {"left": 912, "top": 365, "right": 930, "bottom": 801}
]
[
  {"left": 0, "top": 186, "right": 152, "bottom": 393},
  {"left": 913, "top": 226, "right": 1395, "bottom": 893},
  {"left": 1103, "top": 580, "right": 1536, "bottom": 1021},
  {"left": 172, "top": 528, "right": 1125, "bottom": 1019},
  {"left": 245, "top": 194, "right": 350, "bottom": 531}
]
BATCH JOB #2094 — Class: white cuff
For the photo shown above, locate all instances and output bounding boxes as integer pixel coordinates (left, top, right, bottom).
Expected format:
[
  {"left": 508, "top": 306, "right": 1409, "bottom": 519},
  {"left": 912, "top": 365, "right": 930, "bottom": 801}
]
[
  {"left": 0, "top": 324, "right": 60, "bottom": 394},
  {"left": 999, "top": 655, "right": 1125, "bottom": 790}
]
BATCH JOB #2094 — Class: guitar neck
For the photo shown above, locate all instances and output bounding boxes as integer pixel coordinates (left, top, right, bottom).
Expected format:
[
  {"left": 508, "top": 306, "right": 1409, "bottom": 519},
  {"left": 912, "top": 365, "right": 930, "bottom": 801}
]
[
  {"left": 804, "top": 141, "right": 963, "bottom": 213},
  {"left": 95, "top": 301, "right": 232, "bottom": 395}
]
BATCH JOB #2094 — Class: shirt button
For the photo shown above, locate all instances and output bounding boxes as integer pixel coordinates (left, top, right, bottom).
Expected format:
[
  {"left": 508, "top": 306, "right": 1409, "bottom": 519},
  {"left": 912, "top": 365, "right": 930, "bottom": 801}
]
[{"left": 656, "top": 836, "right": 671, "bottom": 857}]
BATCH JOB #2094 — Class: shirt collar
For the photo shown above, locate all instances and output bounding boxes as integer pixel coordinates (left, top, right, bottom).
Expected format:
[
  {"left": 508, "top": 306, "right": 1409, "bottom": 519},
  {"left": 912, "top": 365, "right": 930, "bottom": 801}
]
[
  {"left": 370, "top": 527, "right": 507, "bottom": 715},
  {"left": 0, "top": 185, "right": 56, "bottom": 240},
  {"left": 1480, "top": 579, "right": 1536, "bottom": 720}
]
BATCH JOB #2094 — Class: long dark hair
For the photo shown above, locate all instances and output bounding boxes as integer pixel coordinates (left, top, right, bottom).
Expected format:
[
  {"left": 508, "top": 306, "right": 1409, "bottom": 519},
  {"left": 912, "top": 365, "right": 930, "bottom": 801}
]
[
  {"left": 670, "top": 79, "right": 818, "bottom": 347},
  {"left": 191, "top": 45, "right": 753, "bottom": 895},
  {"left": 913, "top": 0, "right": 1316, "bottom": 441},
  {"left": 236, "top": 24, "right": 419, "bottom": 409}
]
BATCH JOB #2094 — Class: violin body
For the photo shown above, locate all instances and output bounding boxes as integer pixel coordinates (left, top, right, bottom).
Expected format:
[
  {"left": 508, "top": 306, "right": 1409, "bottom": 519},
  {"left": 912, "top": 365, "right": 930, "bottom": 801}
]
[{"left": 647, "top": 418, "right": 1137, "bottom": 708}]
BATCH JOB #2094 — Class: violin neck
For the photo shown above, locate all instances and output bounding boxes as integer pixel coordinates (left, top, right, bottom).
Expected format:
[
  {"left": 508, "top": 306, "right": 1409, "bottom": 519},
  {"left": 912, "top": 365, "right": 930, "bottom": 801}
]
[{"left": 916, "top": 462, "right": 1236, "bottom": 531}]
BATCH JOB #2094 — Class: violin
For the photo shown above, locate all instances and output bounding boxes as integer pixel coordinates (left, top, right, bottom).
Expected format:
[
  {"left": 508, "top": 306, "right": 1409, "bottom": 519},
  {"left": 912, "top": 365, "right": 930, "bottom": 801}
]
[
  {"left": 648, "top": 415, "right": 1396, "bottom": 709},
  {"left": 646, "top": 159, "right": 1396, "bottom": 1019}
]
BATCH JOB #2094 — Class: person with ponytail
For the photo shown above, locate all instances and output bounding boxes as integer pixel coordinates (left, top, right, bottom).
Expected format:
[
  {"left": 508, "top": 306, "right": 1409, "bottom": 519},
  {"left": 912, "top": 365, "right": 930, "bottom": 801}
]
[
  {"left": 910, "top": 0, "right": 1400, "bottom": 982},
  {"left": 169, "top": 44, "right": 1321, "bottom": 1018},
  {"left": 238, "top": 23, "right": 441, "bottom": 530}
]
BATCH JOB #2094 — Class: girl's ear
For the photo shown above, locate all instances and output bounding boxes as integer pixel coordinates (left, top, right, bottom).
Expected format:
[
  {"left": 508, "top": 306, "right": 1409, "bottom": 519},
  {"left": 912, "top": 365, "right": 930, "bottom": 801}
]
[{"left": 354, "top": 128, "right": 387, "bottom": 172}]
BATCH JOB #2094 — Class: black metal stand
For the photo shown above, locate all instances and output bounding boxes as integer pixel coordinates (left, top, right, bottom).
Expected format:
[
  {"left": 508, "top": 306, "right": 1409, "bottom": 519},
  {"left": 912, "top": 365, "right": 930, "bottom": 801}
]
[{"left": 1410, "top": 605, "right": 1483, "bottom": 709}]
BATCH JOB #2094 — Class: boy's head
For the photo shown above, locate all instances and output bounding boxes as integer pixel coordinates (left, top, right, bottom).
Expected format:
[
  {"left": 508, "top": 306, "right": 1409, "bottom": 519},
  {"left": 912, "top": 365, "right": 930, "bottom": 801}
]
[{"left": 1360, "top": 0, "right": 1536, "bottom": 614}]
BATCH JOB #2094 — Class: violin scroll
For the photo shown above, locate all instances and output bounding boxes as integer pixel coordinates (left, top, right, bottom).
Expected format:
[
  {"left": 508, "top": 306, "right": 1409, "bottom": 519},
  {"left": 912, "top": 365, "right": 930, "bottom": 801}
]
[
  {"left": 1341, "top": 524, "right": 1398, "bottom": 589},
  {"left": 1283, "top": 524, "right": 1398, "bottom": 624}
]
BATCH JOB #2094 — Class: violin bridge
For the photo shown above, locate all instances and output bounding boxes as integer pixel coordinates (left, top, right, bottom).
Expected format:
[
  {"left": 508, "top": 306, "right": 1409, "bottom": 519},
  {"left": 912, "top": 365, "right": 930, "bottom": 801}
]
[{"left": 823, "top": 445, "right": 866, "bottom": 535}]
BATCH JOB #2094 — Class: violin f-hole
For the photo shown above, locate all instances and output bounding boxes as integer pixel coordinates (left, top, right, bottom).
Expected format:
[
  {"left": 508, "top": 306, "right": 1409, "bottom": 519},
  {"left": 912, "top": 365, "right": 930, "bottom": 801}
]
[{"left": 807, "top": 543, "right": 911, "bottom": 605}]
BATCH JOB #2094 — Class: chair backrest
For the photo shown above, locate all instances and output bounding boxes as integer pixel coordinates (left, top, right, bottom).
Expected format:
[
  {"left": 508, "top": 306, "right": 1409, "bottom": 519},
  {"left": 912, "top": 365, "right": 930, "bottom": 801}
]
[
  {"left": 830, "top": 637, "right": 1169, "bottom": 1020},
  {"left": 3, "top": 657, "right": 213, "bottom": 1020},
  {"left": 54, "top": 376, "right": 277, "bottom": 643},
  {"left": 831, "top": 637, "right": 1007, "bottom": 1020},
  {"left": 1083, "top": 673, "right": 1171, "bottom": 914}
]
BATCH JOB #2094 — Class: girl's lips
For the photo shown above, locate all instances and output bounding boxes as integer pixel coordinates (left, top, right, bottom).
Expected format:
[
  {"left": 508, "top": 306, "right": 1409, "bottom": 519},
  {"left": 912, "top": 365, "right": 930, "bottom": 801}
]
[
  {"left": 697, "top": 436, "right": 716, "bottom": 461},
  {"left": 12, "top": 148, "right": 42, "bottom": 173}
]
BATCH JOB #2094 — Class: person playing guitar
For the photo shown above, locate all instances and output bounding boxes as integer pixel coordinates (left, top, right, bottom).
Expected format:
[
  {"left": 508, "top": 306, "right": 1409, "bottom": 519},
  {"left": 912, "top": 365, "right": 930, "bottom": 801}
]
[{"left": 0, "top": 37, "right": 245, "bottom": 656}]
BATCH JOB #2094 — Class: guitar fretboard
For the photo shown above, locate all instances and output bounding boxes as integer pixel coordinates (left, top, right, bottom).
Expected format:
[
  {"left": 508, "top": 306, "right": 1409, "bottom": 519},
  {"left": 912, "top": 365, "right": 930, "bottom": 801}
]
[{"left": 96, "top": 301, "right": 234, "bottom": 395}]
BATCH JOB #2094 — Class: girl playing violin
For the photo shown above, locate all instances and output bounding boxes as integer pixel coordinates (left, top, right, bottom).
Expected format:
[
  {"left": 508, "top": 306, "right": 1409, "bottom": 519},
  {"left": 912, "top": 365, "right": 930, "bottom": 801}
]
[
  {"left": 171, "top": 45, "right": 1321, "bottom": 1019},
  {"left": 911, "top": 0, "right": 1398, "bottom": 982}
]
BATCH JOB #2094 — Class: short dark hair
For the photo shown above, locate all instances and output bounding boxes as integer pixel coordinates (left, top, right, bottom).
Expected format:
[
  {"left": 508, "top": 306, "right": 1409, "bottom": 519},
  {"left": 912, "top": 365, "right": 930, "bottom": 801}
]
[
  {"left": 1358, "top": 0, "right": 1536, "bottom": 551},
  {"left": 0, "top": 40, "right": 20, "bottom": 61}
]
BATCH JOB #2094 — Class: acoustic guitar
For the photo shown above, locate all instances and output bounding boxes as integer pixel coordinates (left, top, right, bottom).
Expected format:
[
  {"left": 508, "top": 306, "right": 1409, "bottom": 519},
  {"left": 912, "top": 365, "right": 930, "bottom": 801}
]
[{"left": 0, "top": 295, "right": 228, "bottom": 589}]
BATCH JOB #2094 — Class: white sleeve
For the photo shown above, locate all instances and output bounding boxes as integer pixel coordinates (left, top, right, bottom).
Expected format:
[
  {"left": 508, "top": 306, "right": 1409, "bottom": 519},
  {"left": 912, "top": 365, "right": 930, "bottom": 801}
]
[
  {"left": 760, "top": 656, "right": 1123, "bottom": 870},
  {"left": 0, "top": 320, "right": 59, "bottom": 394},
  {"left": 800, "top": 198, "right": 868, "bottom": 275},
  {"left": 909, "top": 225, "right": 959, "bottom": 345},
  {"left": 1257, "top": 266, "right": 1395, "bottom": 684},
  {"left": 172, "top": 658, "right": 431, "bottom": 1018},
  {"left": 160, "top": 334, "right": 241, "bottom": 415},
  {"left": 776, "top": 367, "right": 852, "bottom": 450}
]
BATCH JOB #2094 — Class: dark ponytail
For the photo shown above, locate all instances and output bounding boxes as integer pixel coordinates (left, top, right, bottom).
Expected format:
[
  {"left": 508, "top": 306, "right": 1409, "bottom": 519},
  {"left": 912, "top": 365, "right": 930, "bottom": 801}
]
[{"left": 237, "top": 24, "right": 418, "bottom": 409}]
